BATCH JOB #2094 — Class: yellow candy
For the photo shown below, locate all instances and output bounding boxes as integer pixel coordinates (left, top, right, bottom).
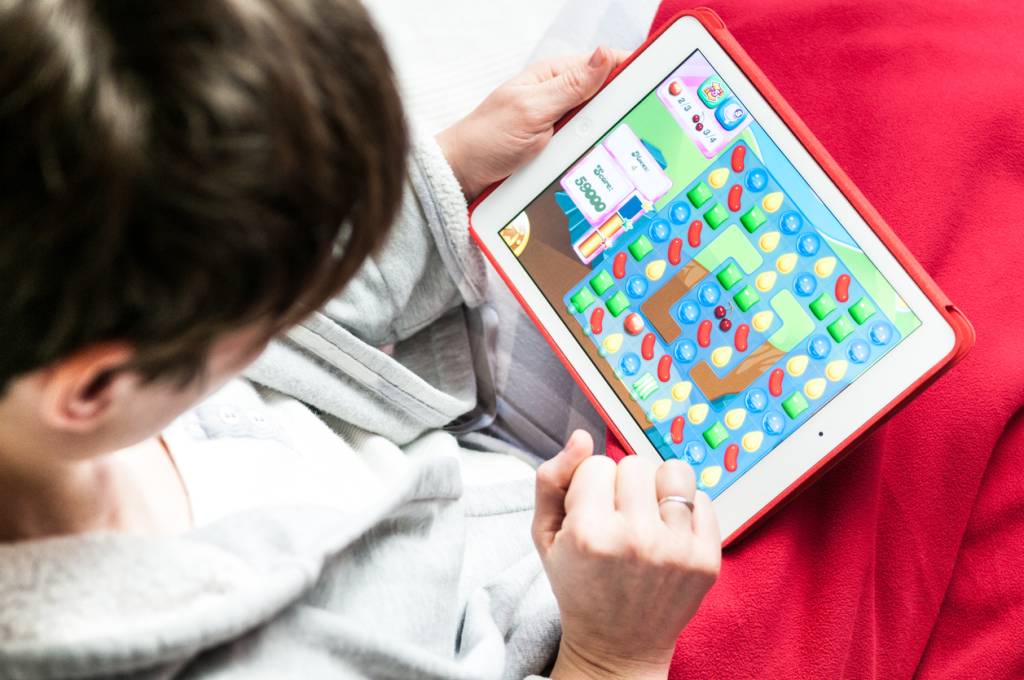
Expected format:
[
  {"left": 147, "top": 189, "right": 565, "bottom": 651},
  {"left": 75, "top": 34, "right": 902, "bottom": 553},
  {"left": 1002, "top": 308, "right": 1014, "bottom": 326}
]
[
  {"left": 650, "top": 398, "right": 672, "bottom": 422},
  {"left": 759, "top": 231, "right": 781, "bottom": 253},
  {"left": 761, "top": 191, "right": 784, "bottom": 213},
  {"left": 724, "top": 408, "right": 747, "bottom": 430},
  {"left": 751, "top": 310, "right": 775, "bottom": 332},
  {"left": 741, "top": 431, "right": 764, "bottom": 453},
  {"left": 786, "top": 355, "right": 809, "bottom": 377},
  {"left": 776, "top": 252, "right": 798, "bottom": 274},
  {"left": 700, "top": 466, "right": 723, "bottom": 488},
  {"left": 804, "top": 377, "right": 827, "bottom": 400},
  {"left": 711, "top": 346, "right": 733, "bottom": 368},
  {"left": 755, "top": 271, "right": 777, "bottom": 292},
  {"left": 646, "top": 259, "right": 666, "bottom": 281},
  {"left": 671, "top": 381, "right": 692, "bottom": 402},
  {"left": 687, "top": 403, "right": 709, "bottom": 425},
  {"left": 825, "top": 360, "right": 849, "bottom": 382},
  {"left": 602, "top": 333, "right": 623, "bottom": 354},
  {"left": 814, "top": 256, "right": 837, "bottom": 278},
  {"left": 708, "top": 167, "right": 730, "bottom": 189}
]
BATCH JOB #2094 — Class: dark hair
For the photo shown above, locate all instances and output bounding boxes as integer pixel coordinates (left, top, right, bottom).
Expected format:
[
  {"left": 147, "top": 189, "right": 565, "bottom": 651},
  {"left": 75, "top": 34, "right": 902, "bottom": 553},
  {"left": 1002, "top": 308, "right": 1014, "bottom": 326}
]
[{"left": 0, "top": 0, "right": 407, "bottom": 389}]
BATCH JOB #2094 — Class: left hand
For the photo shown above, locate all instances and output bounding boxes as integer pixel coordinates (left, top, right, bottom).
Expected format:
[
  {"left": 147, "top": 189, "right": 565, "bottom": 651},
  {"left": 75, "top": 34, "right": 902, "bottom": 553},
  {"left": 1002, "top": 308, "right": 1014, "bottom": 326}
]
[{"left": 437, "top": 46, "right": 629, "bottom": 200}]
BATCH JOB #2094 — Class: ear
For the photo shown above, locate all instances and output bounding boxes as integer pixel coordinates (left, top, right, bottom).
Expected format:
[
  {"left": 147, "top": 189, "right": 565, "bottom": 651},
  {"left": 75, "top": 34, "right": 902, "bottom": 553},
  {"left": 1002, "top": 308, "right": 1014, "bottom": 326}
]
[{"left": 37, "top": 343, "right": 138, "bottom": 433}]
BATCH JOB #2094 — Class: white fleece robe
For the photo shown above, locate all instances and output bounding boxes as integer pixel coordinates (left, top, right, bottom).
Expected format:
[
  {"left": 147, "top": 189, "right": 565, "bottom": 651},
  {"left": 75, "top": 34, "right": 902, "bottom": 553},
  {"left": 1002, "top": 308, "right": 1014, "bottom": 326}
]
[{"left": 0, "top": 134, "right": 560, "bottom": 680}]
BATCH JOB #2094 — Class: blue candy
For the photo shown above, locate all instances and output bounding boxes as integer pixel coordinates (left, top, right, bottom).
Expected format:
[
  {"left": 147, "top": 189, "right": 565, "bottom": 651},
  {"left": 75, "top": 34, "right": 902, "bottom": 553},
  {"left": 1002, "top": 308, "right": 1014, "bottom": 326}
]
[
  {"left": 848, "top": 339, "right": 871, "bottom": 364},
  {"left": 780, "top": 211, "right": 803, "bottom": 235},
  {"left": 649, "top": 219, "right": 672, "bottom": 243},
  {"left": 807, "top": 334, "right": 831, "bottom": 360},
  {"left": 619, "top": 352, "right": 641, "bottom": 376},
  {"left": 869, "top": 322, "right": 893, "bottom": 346},
  {"left": 677, "top": 299, "right": 700, "bottom": 323},
  {"left": 684, "top": 441, "right": 707, "bottom": 465},
  {"left": 626, "top": 276, "right": 649, "bottom": 299},
  {"left": 797, "top": 232, "right": 820, "bottom": 256},
  {"left": 746, "top": 169, "right": 768, "bottom": 192},
  {"left": 763, "top": 411, "right": 785, "bottom": 435},
  {"left": 697, "top": 283, "right": 720, "bottom": 306},
  {"left": 745, "top": 388, "right": 768, "bottom": 413},
  {"left": 674, "top": 339, "right": 698, "bottom": 363},
  {"left": 794, "top": 273, "right": 817, "bottom": 297},
  {"left": 670, "top": 202, "right": 691, "bottom": 225}
]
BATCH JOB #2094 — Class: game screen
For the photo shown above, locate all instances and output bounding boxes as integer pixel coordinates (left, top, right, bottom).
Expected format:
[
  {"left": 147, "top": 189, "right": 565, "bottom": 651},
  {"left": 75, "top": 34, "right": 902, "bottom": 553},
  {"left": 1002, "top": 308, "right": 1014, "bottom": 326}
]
[{"left": 498, "top": 50, "right": 921, "bottom": 498}]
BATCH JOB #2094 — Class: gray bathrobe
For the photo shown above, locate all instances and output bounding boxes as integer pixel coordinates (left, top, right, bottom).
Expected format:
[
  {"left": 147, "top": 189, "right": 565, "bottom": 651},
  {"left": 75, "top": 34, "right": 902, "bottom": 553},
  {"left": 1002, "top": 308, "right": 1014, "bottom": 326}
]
[{"left": 0, "top": 135, "right": 561, "bottom": 680}]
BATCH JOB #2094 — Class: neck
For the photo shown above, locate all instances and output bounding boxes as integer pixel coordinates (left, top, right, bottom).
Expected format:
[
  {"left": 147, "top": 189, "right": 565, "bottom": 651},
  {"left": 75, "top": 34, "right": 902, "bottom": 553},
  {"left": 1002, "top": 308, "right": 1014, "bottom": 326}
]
[{"left": 0, "top": 438, "right": 191, "bottom": 542}]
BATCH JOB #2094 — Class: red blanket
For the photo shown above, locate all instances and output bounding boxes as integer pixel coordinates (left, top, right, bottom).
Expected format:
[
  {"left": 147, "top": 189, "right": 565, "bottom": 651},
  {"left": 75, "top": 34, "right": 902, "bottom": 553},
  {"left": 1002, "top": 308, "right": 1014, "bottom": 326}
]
[{"left": 606, "top": 2, "right": 1024, "bottom": 677}]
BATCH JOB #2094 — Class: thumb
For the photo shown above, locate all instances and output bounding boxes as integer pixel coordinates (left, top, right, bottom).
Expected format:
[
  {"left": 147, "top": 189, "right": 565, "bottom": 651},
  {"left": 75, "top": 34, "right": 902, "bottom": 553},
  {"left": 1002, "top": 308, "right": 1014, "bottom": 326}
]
[
  {"left": 534, "top": 47, "right": 615, "bottom": 123},
  {"left": 532, "top": 430, "right": 594, "bottom": 554}
]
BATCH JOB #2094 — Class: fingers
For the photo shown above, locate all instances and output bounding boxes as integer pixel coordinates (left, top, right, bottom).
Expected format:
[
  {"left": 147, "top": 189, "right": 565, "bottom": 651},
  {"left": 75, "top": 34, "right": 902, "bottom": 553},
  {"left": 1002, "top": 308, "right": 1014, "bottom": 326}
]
[
  {"left": 563, "top": 454, "right": 616, "bottom": 517},
  {"left": 533, "top": 430, "right": 595, "bottom": 551},
  {"left": 654, "top": 460, "right": 698, "bottom": 530},
  {"left": 533, "top": 46, "right": 617, "bottom": 122},
  {"left": 614, "top": 455, "right": 659, "bottom": 521},
  {"left": 690, "top": 490, "right": 721, "bottom": 546},
  {"left": 528, "top": 47, "right": 632, "bottom": 82}
]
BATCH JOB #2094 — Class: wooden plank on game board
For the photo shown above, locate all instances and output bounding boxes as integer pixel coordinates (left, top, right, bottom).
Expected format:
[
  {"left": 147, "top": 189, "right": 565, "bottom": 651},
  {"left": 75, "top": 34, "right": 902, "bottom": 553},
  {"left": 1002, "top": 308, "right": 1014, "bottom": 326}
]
[
  {"left": 688, "top": 341, "right": 785, "bottom": 402},
  {"left": 688, "top": 290, "right": 813, "bottom": 401},
  {"left": 640, "top": 261, "right": 709, "bottom": 344},
  {"left": 520, "top": 185, "right": 654, "bottom": 429}
]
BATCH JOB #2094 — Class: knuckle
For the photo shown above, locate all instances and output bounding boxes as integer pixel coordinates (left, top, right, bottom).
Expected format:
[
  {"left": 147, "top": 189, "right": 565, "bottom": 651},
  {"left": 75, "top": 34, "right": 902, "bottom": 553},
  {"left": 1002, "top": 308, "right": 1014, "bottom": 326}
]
[
  {"left": 573, "top": 530, "right": 614, "bottom": 559},
  {"left": 580, "top": 453, "right": 615, "bottom": 474},
  {"left": 561, "top": 67, "right": 588, "bottom": 97},
  {"left": 618, "top": 453, "right": 655, "bottom": 475},
  {"left": 690, "top": 550, "right": 722, "bottom": 583},
  {"left": 659, "top": 458, "right": 696, "bottom": 485},
  {"left": 564, "top": 516, "right": 621, "bottom": 559},
  {"left": 521, "top": 102, "right": 551, "bottom": 128},
  {"left": 535, "top": 460, "right": 560, "bottom": 489},
  {"left": 621, "top": 530, "right": 656, "bottom": 560}
]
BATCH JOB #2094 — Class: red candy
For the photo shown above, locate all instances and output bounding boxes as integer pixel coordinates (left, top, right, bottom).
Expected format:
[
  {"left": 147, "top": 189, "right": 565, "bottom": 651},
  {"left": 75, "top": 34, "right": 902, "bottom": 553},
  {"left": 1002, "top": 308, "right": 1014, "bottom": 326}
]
[
  {"left": 613, "top": 251, "right": 627, "bottom": 279},
  {"left": 669, "top": 81, "right": 683, "bottom": 96},
  {"left": 724, "top": 443, "right": 739, "bottom": 472},
  {"left": 695, "top": 122, "right": 704, "bottom": 131},
  {"left": 697, "top": 319, "right": 713, "bottom": 348},
  {"left": 658, "top": 355, "right": 672, "bottom": 382},
  {"left": 668, "top": 237, "right": 683, "bottom": 266},
  {"left": 688, "top": 220, "right": 703, "bottom": 248},
  {"left": 727, "top": 184, "right": 743, "bottom": 212},
  {"left": 734, "top": 323, "right": 750, "bottom": 352},
  {"left": 589, "top": 307, "right": 604, "bottom": 335},
  {"left": 719, "top": 318, "right": 732, "bottom": 332},
  {"left": 623, "top": 312, "right": 644, "bottom": 335},
  {"left": 714, "top": 305, "right": 727, "bottom": 319},
  {"left": 641, "top": 332, "right": 656, "bottom": 360},
  {"left": 731, "top": 144, "right": 746, "bottom": 172},
  {"left": 670, "top": 416, "right": 685, "bottom": 445},
  {"left": 835, "top": 273, "right": 851, "bottom": 303},
  {"left": 768, "top": 368, "right": 784, "bottom": 397}
]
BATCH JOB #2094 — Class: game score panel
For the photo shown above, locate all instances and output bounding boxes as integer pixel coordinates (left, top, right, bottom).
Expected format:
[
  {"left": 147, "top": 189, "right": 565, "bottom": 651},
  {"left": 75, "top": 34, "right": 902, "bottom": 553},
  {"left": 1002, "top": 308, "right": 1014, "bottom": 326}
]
[{"left": 562, "top": 141, "right": 901, "bottom": 498}]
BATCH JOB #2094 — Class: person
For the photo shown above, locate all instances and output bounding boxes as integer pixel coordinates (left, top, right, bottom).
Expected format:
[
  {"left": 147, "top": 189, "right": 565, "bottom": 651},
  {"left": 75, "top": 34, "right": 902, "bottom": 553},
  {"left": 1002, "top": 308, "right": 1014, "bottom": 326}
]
[{"left": 0, "top": 1, "right": 720, "bottom": 678}]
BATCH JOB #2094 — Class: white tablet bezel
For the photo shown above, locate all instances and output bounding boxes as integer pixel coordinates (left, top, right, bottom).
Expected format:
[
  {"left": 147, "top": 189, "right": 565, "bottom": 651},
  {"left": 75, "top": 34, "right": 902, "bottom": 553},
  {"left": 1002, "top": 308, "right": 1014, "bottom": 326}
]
[{"left": 469, "top": 15, "right": 956, "bottom": 540}]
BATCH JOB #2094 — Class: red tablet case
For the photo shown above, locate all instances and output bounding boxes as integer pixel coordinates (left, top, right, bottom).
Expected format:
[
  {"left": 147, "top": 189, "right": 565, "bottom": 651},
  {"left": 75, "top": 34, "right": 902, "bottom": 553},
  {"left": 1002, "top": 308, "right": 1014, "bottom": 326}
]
[{"left": 467, "top": 8, "right": 974, "bottom": 545}]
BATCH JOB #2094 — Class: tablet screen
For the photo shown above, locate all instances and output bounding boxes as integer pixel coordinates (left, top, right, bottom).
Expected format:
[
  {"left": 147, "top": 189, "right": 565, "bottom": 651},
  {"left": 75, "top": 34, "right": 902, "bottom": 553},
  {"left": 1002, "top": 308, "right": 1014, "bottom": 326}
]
[{"left": 497, "top": 50, "right": 921, "bottom": 497}]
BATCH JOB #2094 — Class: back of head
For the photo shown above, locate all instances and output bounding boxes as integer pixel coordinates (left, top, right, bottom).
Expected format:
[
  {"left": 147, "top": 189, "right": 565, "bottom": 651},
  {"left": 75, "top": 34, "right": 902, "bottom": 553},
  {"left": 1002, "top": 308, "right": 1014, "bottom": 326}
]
[{"left": 0, "top": 0, "right": 407, "bottom": 389}]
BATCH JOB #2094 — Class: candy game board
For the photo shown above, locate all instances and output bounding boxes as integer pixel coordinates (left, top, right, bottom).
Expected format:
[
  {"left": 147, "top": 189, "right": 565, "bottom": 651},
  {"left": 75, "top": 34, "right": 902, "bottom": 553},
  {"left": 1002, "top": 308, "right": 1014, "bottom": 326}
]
[{"left": 499, "top": 51, "right": 921, "bottom": 498}]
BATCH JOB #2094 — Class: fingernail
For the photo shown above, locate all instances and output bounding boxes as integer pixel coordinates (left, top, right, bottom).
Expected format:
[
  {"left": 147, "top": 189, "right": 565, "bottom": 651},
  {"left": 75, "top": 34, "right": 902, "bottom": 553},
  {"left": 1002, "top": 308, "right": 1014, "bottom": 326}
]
[{"left": 588, "top": 46, "right": 606, "bottom": 68}]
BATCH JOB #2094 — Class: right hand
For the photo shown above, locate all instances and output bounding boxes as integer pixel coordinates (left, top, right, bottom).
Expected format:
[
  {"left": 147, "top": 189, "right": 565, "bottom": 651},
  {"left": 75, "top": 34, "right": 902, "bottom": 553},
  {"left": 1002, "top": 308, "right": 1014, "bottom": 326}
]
[{"left": 532, "top": 431, "right": 721, "bottom": 680}]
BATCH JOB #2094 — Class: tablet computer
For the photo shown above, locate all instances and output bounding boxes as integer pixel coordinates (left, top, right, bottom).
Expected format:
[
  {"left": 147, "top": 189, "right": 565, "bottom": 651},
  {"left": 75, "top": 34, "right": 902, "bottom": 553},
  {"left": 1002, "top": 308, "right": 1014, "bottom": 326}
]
[{"left": 469, "top": 10, "right": 973, "bottom": 543}]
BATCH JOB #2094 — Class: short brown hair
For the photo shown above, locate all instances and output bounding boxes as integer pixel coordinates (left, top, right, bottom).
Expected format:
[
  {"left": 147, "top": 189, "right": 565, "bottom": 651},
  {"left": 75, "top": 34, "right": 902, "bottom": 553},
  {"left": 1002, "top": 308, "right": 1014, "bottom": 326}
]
[{"left": 0, "top": 0, "right": 407, "bottom": 388}]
